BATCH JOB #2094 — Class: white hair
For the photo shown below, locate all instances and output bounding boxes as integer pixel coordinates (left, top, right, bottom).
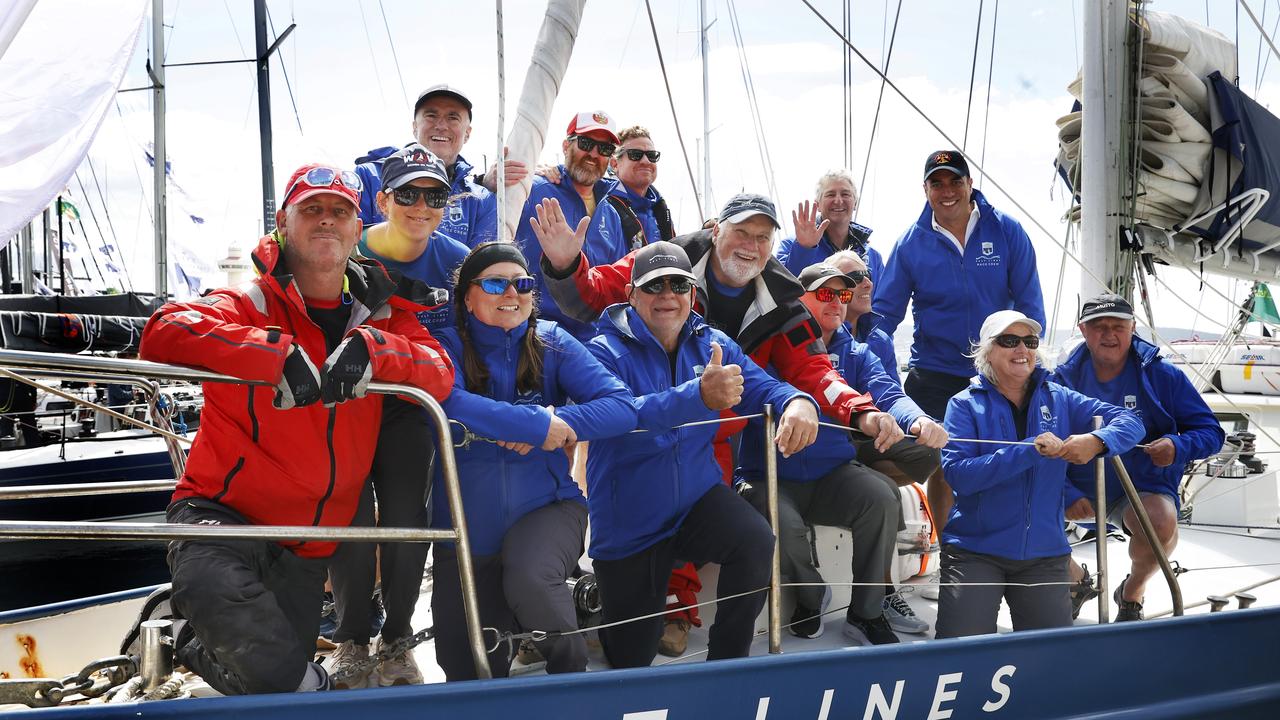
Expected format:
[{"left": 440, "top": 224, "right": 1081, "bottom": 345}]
[
  {"left": 826, "top": 249, "right": 865, "bottom": 271},
  {"left": 970, "top": 337, "right": 1050, "bottom": 384},
  {"left": 814, "top": 169, "right": 860, "bottom": 206}
]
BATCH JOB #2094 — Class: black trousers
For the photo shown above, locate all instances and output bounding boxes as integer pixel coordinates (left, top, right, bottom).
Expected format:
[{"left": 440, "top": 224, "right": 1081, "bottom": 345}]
[
  {"left": 903, "top": 367, "right": 973, "bottom": 421},
  {"left": 167, "top": 498, "right": 327, "bottom": 695},
  {"left": 594, "top": 483, "right": 775, "bottom": 668},
  {"left": 328, "top": 398, "right": 435, "bottom": 644}
]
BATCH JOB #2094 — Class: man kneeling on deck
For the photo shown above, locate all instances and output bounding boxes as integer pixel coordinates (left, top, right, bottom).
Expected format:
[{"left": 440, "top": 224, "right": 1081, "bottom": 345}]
[
  {"left": 137, "top": 164, "right": 454, "bottom": 694},
  {"left": 584, "top": 241, "right": 820, "bottom": 667}
]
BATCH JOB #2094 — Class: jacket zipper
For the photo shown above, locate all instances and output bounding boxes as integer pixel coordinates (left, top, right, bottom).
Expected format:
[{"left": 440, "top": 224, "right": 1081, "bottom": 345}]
[{"left": 311, "top": 406, "right": 339, "bottom": 531}]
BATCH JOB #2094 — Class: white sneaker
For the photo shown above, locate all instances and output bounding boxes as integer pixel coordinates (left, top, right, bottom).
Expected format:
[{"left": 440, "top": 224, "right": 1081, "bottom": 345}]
[
  {"left": 374, "top": 637, "right": 424, "bottom": 686},
  {"left": 882, "top": 590, "right": 930, "bottom": 634},
  {"left": 919, "top": 572, "right": 941, "bottom": 601},
  {"left": 322, "top": 639, "right": 372, "bottom": 690}
]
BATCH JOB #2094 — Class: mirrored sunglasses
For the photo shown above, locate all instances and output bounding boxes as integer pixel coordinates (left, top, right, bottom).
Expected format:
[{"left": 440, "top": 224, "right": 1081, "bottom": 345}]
[
  {"left": 813, "top": 287, "right": 855, "bottom": 304},
  {"left": 639, "top": 277, "right": 693, "bottom": 295},
  {"left": 474, "top": 276, "right": 536, "bottom": 295},
  {"left": 390, "top": 186, "right": 449, "bottom": 209},
  {"left": 571, "top": 135, "right": 617, "bottom": 157},
  {"left": 284, "top": 166, "right": 361, "bottom": 203},
  {"left": 993, "top": 334, "right": 1040, "bottom": 349},
  {"left": 618, "top": 148, "right": 661, "bottom": 162}
]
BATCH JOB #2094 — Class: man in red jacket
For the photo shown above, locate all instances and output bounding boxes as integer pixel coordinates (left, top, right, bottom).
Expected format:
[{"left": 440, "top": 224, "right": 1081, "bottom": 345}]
[{"left": 138, "top": 163, "right": 454, "bottom": 695}]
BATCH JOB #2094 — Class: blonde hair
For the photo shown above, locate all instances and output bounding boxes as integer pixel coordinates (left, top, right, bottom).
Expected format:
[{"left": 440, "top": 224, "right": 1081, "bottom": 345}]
[{"left": 617, "top": 126, "right": 651, "bottom": 145}]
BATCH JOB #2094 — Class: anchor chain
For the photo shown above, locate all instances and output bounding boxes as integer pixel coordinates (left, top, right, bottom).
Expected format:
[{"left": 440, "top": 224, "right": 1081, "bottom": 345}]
[
  {"left": 328, "top": 626, "right": 435, "bottom": 685},
  {"left": 0, "top": 655, "right": 136, "bottom": 708}
]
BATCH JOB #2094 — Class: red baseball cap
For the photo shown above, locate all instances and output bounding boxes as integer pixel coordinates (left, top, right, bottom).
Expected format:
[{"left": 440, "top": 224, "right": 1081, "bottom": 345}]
[
  {"left": 566, "top": 111, "right": 619, "bottom": 143},
  {"left": 281, "top": 164, "right": 362, "bottom": 209}
]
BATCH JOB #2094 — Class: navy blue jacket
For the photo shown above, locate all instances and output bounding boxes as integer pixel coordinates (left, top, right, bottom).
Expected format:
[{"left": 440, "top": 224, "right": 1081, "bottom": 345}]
[
  {"left": 873, "top": 190, "right": 1045, "bottom": 377},
  {"left": 585, "top": 305, "right": 809, "bottom": 560},
  {"left": 775, "top": 221, "right": 883, "bottom": 281},
  {"left": 941, "top": 368, "right": 1144, "bottom": 560},
  {"left": 606, "top": 180, "right": 672, "bottom": 248},
  {"left": 851, "top": 311, "right": 899, "bottom": 387},
  {"left": 1052, "top": 336, "right": 1224, "bottom": 506},
  {"left": 430, "top": 317, "right": 637, "bottom": 555},
  {"left": 354, "top": 148, "right": 497, "bottom": 248}
]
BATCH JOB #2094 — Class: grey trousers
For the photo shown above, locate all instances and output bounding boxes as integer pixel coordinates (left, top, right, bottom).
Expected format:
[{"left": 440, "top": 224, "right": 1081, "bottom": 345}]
[
  {"left": 934, "top": 544, "right": 1072, "bottom": 638},
  {"left": 750, "top": 461, "right": 900, "bottom": 620}
]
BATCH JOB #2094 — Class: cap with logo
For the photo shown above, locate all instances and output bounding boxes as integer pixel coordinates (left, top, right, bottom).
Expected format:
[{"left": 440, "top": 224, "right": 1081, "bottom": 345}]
[
  {"left": 979, "top": 309, "right": 1043, "bottom": 343},
  {"left": 632, "top": 241, "right": 697, "bottom": 287},
  {"left": 413, "top": 84, "right": 472, "bottom": 118},
  {"left": 796, "top": 263, "right": 858, "bottom": 292},
  {"left": 380, "top": 143, "right": 449, "bottom": 191},
  {"left": 923, "top": 150, "right": 971, "bottom": 181},
  {"left": 1078, "top": 293, "right": 1135, "bottom": 323},
  {"left": 566, "top": 111, "right": 620, "bottom": 143},
  {"left": 281, "top": 163, "right": 361, "bottom": 209},
  {"left": 718, "top": 193, "right": 780, "bottom": 229}
]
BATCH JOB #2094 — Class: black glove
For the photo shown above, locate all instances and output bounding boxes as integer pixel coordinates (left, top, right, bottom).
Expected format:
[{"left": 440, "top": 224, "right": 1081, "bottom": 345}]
[
  {"left": 321, "top": 328, "right": 374, "bottom": 406},
  {"left": 273, "top": 344, "right": 322, "bottom": 409}
]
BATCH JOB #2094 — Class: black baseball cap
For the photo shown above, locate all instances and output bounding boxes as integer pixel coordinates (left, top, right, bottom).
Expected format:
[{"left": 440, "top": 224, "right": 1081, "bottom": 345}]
[
  {"left": 1079, "top": 293, "right": 1135, "bottom": 323},
  {"left": 413, "top": 84, "right": 473, "bottom": 118},
  {"left": 380, "top": 143, "right": 449, "bottom": 191},
  {"left": 718, "top": 193, "right": 780, "bottom": 228},
  {"left": 923, "top": 150, "right": 970, "bottom": 181},
  {"left": 632, "top": 241, "right": 697, "bottom": 287},
  {"left": 796, "top": 263, "right": 858, "bottom": 292}
]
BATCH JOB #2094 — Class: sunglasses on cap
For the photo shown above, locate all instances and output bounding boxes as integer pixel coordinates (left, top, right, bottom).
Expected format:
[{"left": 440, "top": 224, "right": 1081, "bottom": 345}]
[
  {"left": 993, "top": 334, "right": 1040, "bottom": 349},
  {"left": 813, "top": 287, "right": 855, "bottom": 304},
  {"left": 569, "top": 135, "right": 617, "bottom": 157},
  {"left": 473, "top": 276, "right": 536, "bottom": 295},
  {"left": 284, "top": 167, "right": 362, "bottom": 202},
  {"left": 390, "top": 186, "right": 449, "bottom": 209},
  {"left": 618, "top": 148, "right": 661, "bottom": 162},
  {"left": 638, "top": 277, "right": 693, "bottom": 295}
]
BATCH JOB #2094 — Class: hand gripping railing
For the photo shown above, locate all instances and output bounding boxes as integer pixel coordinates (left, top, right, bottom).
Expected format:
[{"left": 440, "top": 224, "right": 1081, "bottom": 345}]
[{"left": 0, "top": 348, "right": 493, "bottom": 679}]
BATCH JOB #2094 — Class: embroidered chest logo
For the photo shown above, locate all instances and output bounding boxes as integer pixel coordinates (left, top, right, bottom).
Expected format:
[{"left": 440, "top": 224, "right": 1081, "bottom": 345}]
[
  {"left": 448, "top": 204, "right": 463, "bottom": 223},
  {"left": 515, "top": 389, "right": 545, "bottom": 405},
  {"left": 1124, "top": 394, "right": 1138, "bottom": 411},
  {"left": 975, "top": 241, "right": 1002, "bottom": 268},
  {"left": 1039, "top": 405, "right": 1055, "bottom": 427}
]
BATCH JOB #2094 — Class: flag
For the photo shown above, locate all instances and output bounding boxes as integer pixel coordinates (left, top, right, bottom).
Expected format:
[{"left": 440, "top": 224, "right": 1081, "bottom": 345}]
[
  {"left": 1252, "top": 283, "right": 1280, "bottom": 325},
  {"left": 60, "top": 200, "right": 81, "bottom": 222}
]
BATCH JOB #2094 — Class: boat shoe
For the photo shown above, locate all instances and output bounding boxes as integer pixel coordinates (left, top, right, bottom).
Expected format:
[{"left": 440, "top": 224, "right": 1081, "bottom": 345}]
[{"left": 1113, "top": 575, "right": 1145, "bottom": 622}]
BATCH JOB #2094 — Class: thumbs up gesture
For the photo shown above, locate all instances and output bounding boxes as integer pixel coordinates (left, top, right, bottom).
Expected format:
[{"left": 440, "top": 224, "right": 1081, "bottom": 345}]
[{"left": 700, "top": 341, "right": 744, "bottom": 411}]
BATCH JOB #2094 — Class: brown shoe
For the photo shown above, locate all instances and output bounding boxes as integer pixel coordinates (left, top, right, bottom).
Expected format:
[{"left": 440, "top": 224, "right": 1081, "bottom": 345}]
[
  {"left": 657, "top": 619, "right": 691, "bottom": 657},
  {"left": 515, "top": 639, "right": 545, "bottom": 665}
]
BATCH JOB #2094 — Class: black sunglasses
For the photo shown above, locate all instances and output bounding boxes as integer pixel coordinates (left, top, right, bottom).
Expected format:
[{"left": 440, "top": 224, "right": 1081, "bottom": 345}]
[
  {"left": 639, "top": 277, "right": 693, "bottom": 295},
  {"left": 390, "top": 186, "right": 449, "bottom": 209},
  {"left": 993, "top": 334, "right": 1040, "bottom": 349},
  {"left": 570, "top": 135, "right": 617, "bottom": 157},
  {"left": 847, "top": 270, "right": 872, "bottom": 285},
  {"left": 618, "top": 149, "right": 661, "bottom": 162}
]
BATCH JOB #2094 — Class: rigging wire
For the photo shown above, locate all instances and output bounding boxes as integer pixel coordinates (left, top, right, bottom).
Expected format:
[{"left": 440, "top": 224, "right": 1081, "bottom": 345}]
[
  {"left": 725, "top": 0, "right": 780, "bottom": 207},
  {"left": 264, "top": 5, "right": 304, "bottom": 135},
  {"left": 1252, "top": 0, "right": 1268, "bottom": 95},
  {"left": 977, "top": 0, "right": 1000, "bottom": 189},
  {"left": 962, "top": 0, "right": 985, "bottom": 152},
  {"left": 1255, "top": 0, "right": 1280, "bottom": 89},
  {"left": 842, "top": 0, "right": 853, "bottom": 169},
  {"left": 355, "top": 2, "right": 387, "bottom": 109},
  {"left": 643, "top": 0, "right": 704, "bottom": 221},
  {"left": 376, "top": 0, "right": 410, "bottom": 110},
  {"left": 73, "top": 171, "right": 133, "bottom": 293},
  {"left": 853, "top": 0, "right": 903, "bottom": 223},
  {"left": 1240, "top": 0, "right": 1280, "bottom": 73},
  {"left": 617, "top": 1, "right": 645, "bottom": 69}
]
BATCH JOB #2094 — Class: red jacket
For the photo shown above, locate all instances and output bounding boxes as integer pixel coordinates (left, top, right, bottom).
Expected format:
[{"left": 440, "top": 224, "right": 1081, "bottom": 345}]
[
  {"left": 542, "top": 229, "right": 877, "bottom": 429},
  {"left": 140, "top": 235, "right": 454, "bottom": 558}
]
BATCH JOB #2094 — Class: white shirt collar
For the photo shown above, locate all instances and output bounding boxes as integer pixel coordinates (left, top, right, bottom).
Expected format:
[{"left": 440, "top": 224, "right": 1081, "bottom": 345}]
[{"left": 931, "top": 203, "right": 981, "bottom": 254}]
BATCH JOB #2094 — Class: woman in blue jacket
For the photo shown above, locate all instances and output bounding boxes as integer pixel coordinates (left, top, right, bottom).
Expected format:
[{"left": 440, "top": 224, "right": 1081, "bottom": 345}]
[
  {"left": 937, "top": 310, "right": 1143, "bottom": 638},
  {"left": 429, "top": 242, "right": 637, "bottom": 680}
]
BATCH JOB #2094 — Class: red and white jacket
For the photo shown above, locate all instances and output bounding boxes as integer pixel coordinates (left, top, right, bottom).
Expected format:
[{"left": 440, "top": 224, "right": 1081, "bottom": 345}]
[{"left": 140, "top": 234, "right": 453, "bottom": 557}]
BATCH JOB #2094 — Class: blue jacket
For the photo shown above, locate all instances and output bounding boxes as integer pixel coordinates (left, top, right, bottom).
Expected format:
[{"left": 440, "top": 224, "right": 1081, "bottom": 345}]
[
  {"left": 514, "top": 168, "right": 628, "bottom": 339},
  {"left": 873, "top": 190, "right": 1045, "bottom": 377},
  {"left": 354, "top": 148, "right": 497, "bottom": 248},
  {"left": 1052, "top": 336, "right": 1224, "bottom": 506},
  {"left": 851, "top": 311, "right": 899, "bottom": 387},
  {"left": 585, "top": 305, "right": 809, "bottom": 560},
  {"left": 775, "top": 222, "right": 883, "bottom": 281},
  {"left": 357, "top": 228, "right": 469, "bottom": 332},
  {"left": 606, "top": 180, "right": 674, "bottom": 248},
  {"left": 738, "top": 323, "right": 926, "bottom": 483},
  {"left": 941, "top": 368, "right": 1144, "bottom": 560},
  {"left": 430, "top": 317, "right": 637, "bottom": 555}
]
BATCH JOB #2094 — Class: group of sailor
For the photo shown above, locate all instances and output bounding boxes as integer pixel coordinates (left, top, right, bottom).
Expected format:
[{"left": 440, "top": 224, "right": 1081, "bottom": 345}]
[{"left": 134, "top": 84, "right": 1225, "bottom": 695}]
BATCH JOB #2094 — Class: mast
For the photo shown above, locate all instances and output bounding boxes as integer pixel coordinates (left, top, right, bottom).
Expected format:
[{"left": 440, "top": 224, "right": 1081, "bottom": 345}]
[
  {"left": 699, "top": 0, "right": 714, "bottom": 212},
  {"left": 254, "top": 0, "right": 277, "bottom": 234},
  {"left": 1080, "top": 0, "right": 1128, "bottom": 300},
  {"left": 151, "top": 0, "right": 168, "bottom": 299}
]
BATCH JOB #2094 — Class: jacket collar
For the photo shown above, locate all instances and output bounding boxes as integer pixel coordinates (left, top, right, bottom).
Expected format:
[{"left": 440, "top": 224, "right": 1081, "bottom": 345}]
[
  {"left": 452, "top": 154, "right": 475, "bottom": 192},
  {"left": 609, "top": 179, "right": 660, "bottom": 212},
  {"left": 601, "top": 302, "right": 706, "bottom": 350},
  {"left": 465, "top": 314, "right": 530, "bottom": 347},
  {"left": 914, "top": 188, "right": 995, "bottom": 235},
  {"left": 973, "top": 365, "right": 1049, "bottom": 395},
  {"left": 853, "top": 310, "right": 887, "bottom": 340},
  {"left": 1058, "top": 334, "right": 1161, "bottom": 380},
  {"left": 249, "top": 233, "right": 399, "bottom": 331}
]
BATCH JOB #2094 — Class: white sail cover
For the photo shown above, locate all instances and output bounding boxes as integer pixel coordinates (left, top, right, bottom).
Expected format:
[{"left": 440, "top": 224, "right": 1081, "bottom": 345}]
[{"left": 0, "top": 0, "right": 148, "bottom": 244}]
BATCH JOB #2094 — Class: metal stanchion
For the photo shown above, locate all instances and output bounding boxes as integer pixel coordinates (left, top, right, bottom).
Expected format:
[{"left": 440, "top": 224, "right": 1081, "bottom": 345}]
[
  {"left": 763, "top": 404, "right": 783, "bottom": 654},
  {"left": 1093, "top": 415, "right": 1110, "bottom": 624},
  {"left": 1111, "top": 455, "right": 1183, "bottom": 616}
]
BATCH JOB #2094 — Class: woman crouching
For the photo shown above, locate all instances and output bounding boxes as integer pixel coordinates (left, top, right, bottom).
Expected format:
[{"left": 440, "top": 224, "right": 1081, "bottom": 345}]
[
  {"left": 429, "top": 242, "right": 637, "bottom": 680},
  {"left": 935, "top": 310, "right": 1142, "bottom": 638}
]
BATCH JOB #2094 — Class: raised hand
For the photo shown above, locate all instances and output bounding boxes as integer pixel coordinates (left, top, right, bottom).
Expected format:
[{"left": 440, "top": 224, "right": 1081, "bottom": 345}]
[
  {"left": 699, "top": 341, "right": 744, "bottom": 411},
  {"left": 791, "top": 200, "right": 830, "bottom": 249},
  {"left": 530, "top": 197, "right": 590, "bottom": 272},
  {"left": 541, "top": 405, "right": 578, "bottom": 451}
]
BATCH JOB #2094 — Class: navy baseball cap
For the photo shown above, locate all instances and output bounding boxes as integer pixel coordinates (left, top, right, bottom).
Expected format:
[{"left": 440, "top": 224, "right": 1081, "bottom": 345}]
[
  {"left": 1079, "top": 293, "right": 1135, "bottom": 322},
  {"left": 719, "top": 193, "right": 780, "bottom": 228},
  {"left": 923, "top": 150, "right": 970, "bottom": 181},
  {"left": 380, "top": 144, "right": 449, "bottom": 191},
  {"left": 413, "top": 84, "right": 473, "bottom": 118}
]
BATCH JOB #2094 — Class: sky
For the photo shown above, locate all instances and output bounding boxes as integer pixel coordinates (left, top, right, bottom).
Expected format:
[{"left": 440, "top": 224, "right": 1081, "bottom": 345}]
[{"left": 46, "top": 0, "right": 1280, "bottom": 346}]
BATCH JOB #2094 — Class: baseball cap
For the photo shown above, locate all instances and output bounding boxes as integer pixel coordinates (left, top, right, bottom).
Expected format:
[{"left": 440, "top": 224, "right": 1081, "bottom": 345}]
[
  {"left": 566, "top": 111, "right": 620, "bottom": 143},
  {"left": 281, "top": 164, "right": 361, "bottom": 209},
  {"left": 718, "top": 193, "right": 781, "bottom": 228},
  {"left": 796, "top": 263, "right": 858, "bottom": 292},
  {"left": 380, "top": 144, "right": 449, "bottom": 191},
  {"left": 632, "top": 241, "right": 697, "bottom": 287},
  {"left": 1079, "top": 293, "right": 1135, "bottom": 323},
  {"left": 923, "top": 150, "right": 971, "bottom": 181},
  {"left": 413, "top": 84, "right": 473, "bottom": 118},
  {"left": 980, "top": 310, "right": 1043, "bottom": 342}
]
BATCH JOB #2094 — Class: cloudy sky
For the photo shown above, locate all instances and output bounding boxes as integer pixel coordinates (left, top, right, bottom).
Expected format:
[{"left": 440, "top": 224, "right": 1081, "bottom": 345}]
[{"left": 63, "top": 0, "right": 1280, "bottom": 344}]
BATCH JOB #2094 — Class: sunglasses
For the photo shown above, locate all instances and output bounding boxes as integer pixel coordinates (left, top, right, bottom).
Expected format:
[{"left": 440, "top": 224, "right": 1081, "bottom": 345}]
[
  {"left": 847, "top": 270, "right": 872, "bottom": 285},
  {"left": 618, "top": 148, "right": 661, "bottom": 162},
  {"left": 473, "top": 276, "right": 536, "bottom": 295},
  {"left": 284, "top": 166, "right": 362, "bottom": 202},
  {"left": 993, "top": 334, "right": 1040, "bottom": 349},
  {"left": 570, "top": 135, "right": 617, "bottom": 157},
  {"left": 638, "top": 277, "right": 693, "bottom": 295},
  {"left": 813, "top": 287, "right": 855, "bottom": 304},
  {"left": 390, "top": 186, "right": 449, "bottom": 209}
]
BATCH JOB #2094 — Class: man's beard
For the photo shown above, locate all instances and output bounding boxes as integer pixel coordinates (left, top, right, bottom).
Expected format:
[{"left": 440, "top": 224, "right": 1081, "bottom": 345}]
[
  {"left": 567, "top": 154, "right": 605, "bottom": 186},
  {"left": 715, "top": 245, "right": 763, "bottom": 286}
]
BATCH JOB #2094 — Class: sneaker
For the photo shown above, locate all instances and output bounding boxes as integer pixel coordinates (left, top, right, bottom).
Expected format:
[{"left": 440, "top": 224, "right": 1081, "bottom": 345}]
[
  {"left": 883, "top": 590, "right": 930, "bottom": 634},
  {"left": 317, "top": 592, "right": 338, "bottom": 650},
  {"left": 657, "top": 619, "right": 691, "bottom": 657},
  {"left": 374, "top": 637, "right": 423, "bottom": 686},
  {"left": 515, "top": 639, "right": 545, "bottom": 666},
  {"left": 1070, "top": 564, "right": 1100, "bottom": 620},
  {"left": 919, "top": 571, "right": 940, "bottom": 601},
  {"left": 842, "top": 613, "right": 901, "bottom": 646},
  {"left": 1113, "top": 575, "right": 1144, "bottom": 622},
  {"left": 120, "top": 584, "right": 174, "bottom": 656},
  {"left": 789, "top": 586, "right": 833, "bottom": 639},
  {"left": 322, "top": 639, "right": 372, "bottom": 690}
]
